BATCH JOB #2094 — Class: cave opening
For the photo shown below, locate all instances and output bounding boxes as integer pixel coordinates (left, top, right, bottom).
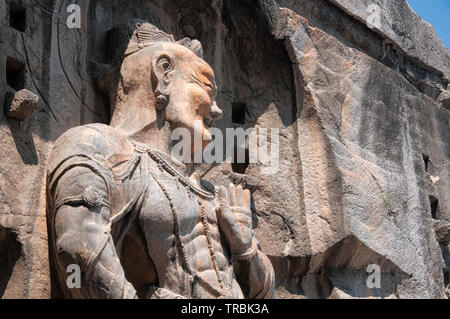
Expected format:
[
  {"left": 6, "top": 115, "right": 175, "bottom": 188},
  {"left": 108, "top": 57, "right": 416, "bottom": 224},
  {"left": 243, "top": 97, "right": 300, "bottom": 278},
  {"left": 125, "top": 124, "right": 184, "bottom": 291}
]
[
  {"left": 9, "top": 3, "right": 26, "bottom": 32},
  {"left": 422, "top": 154, "right": 430, "bottom": 172},
  {"left": 232, "top": 102, "right": 247, "bottom": 125},
  {"left": 6, "top": 56, "right": 25, "bottom": 91},
  {"left": 429, "top": 195, "right": 439, "bottom": 219}
]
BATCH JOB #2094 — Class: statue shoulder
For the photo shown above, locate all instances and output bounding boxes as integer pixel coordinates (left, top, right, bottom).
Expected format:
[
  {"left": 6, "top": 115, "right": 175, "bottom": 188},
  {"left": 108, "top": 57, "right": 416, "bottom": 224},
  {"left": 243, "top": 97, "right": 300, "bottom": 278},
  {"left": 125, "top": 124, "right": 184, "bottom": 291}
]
[{"left": 48, "top": 124, "right": 135, "bottom": 174}]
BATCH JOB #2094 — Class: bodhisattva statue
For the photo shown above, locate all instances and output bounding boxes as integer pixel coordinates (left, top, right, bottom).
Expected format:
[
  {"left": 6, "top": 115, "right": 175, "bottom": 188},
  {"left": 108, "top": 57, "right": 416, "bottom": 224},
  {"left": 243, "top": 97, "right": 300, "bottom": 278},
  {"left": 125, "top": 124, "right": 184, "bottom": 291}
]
[{"left": 46, "top": 20, "right": 275, "bottom": 299}]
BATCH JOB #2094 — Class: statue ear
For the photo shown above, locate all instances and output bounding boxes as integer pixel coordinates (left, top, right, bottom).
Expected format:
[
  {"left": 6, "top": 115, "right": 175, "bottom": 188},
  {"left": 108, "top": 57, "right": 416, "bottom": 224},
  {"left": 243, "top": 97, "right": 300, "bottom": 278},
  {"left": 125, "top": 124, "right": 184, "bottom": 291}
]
[{"left": 152, "top": 54, "right": 173, "bottom": 111}]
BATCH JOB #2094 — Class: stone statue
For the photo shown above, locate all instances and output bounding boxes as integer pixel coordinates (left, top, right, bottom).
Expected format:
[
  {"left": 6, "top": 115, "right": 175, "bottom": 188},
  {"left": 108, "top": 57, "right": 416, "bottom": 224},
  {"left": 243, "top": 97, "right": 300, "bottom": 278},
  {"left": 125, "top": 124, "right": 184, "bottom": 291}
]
[{"left": 46, "top": 20, "right": 275, "bottom": 299}]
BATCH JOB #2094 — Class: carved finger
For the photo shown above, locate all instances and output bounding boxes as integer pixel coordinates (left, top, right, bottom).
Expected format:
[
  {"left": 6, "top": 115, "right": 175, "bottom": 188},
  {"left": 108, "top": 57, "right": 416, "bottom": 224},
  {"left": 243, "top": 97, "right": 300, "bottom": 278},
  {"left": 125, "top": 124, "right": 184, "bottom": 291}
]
[
  {"left": 236, "top": 184, "right": 243, "bottom": 207},
  {"left": 218, "top": 186, "right": 227, "bottom": 207},
  {"left": 243, "top": 189, "right": 251, "bottom": 211},
  {"left": 229, "top": 183, "right": 237, "bottom": 207}
]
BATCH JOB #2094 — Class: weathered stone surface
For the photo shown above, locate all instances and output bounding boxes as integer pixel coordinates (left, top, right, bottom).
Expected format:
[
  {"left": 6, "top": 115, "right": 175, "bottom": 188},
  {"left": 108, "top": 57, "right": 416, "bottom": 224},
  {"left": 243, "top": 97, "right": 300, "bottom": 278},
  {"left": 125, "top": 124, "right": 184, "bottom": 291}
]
[
  {"left": 269, "top": 0, "right": 449, "bottom": 298},
  {"left": 328, "top": 0, "right": 450, "bottom": 82},
  {"left": 0, "top": 0, "right": 449, "bottom": 299}
]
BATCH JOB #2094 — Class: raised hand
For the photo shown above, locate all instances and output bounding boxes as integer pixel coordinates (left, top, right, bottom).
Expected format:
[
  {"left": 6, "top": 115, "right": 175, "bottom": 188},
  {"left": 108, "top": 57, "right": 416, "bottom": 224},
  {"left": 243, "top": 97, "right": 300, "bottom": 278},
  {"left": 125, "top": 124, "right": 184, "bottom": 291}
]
[{"left": 216, "top": 183, "right": 255, "bottom": 259}]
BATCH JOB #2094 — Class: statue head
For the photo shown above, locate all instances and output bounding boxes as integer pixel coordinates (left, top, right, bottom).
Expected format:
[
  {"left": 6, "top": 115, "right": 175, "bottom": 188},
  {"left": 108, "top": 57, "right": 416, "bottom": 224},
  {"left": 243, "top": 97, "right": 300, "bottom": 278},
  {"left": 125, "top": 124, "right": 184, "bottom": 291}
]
[{"left": 97, "top": 20, "right": 223, "bottom": 156}]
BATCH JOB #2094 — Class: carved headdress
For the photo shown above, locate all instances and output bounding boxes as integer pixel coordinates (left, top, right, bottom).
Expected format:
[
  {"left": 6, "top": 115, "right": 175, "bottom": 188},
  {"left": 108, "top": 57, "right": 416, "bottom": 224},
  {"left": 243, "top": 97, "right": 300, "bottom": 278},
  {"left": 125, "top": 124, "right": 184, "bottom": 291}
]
[
  {"left": 105, "top": 19, "right": 204, "bottom": 63},
  {"left": 95, "top": 19, "right": 204, "bottom": 98}
]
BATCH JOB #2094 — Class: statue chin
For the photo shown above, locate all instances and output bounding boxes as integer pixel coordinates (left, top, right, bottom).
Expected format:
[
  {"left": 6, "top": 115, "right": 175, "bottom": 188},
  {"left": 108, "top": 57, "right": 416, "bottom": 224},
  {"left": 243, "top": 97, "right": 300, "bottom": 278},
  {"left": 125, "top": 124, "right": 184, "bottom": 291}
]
[{"left": 183, "top": 121, "right": 214, "bottom": 146}]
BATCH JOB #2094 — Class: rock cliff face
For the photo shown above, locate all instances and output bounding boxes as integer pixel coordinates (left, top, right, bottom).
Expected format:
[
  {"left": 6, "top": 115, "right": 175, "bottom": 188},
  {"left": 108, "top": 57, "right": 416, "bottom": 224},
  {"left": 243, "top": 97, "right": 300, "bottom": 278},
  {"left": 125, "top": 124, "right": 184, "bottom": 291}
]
[{"left": 0, "top": 0, "right": 449, "bottom": 298}]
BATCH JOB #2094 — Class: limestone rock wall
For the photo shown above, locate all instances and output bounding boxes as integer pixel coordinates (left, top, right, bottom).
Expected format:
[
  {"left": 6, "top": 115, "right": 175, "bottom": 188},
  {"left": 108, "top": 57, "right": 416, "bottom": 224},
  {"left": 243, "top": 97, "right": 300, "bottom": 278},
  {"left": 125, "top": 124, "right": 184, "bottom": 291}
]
[{"left": 0, "top": 0, "right": 449, "bottom": 298}]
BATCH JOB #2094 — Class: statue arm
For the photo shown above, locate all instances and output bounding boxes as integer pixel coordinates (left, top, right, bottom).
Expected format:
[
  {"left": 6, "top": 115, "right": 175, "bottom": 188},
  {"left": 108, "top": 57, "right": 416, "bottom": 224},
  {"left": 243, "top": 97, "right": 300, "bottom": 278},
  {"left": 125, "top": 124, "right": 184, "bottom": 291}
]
[
  {"left": 51, "top": 167, "right": 137, "bottom": 299},
  {"left": 233, "top": 239, "right": 275, "bottom": 299}
]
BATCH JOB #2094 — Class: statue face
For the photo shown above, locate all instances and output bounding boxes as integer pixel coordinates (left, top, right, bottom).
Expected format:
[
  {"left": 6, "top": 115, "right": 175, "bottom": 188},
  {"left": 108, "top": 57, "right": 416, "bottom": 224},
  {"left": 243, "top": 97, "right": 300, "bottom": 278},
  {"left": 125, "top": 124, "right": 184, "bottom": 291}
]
[
  {"left": 114, "top": 42, "right": 223, "bottom": 158},
  {"left": 154, "top": 43, "right": 223, "bottom": 154}
]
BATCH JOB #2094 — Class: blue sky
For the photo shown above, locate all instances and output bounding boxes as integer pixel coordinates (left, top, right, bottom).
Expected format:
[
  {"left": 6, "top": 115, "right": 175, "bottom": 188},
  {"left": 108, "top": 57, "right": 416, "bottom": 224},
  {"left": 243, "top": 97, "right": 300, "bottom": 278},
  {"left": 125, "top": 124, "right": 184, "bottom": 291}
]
[{"left": 407, "top": 0, "right": 450, "bottom": 49}]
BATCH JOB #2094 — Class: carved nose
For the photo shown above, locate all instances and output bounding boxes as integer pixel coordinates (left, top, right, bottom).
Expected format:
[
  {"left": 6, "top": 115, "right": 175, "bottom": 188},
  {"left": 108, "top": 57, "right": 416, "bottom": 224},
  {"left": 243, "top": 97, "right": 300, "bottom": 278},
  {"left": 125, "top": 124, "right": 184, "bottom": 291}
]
[{"left": 210, "top": 102, "right": 223, "bottom": 121}]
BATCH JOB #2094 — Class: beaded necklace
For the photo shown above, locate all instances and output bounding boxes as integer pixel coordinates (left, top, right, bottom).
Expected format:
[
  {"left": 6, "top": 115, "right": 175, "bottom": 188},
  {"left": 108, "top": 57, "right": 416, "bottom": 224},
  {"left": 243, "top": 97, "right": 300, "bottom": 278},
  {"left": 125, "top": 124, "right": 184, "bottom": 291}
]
[{"left": 146, "top": 148, "right": 216, "bottom": 200}]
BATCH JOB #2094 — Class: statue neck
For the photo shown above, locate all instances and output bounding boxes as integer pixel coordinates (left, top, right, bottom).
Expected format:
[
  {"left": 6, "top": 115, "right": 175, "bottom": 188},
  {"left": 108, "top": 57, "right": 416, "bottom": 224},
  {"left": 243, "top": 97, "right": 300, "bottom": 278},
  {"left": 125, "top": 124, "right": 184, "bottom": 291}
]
[
  {"left": 109, "top": 88, "right": 198, "bottom": 176},
  {"left": 109, "top": 90, "right": 173, "bottom": 155}
]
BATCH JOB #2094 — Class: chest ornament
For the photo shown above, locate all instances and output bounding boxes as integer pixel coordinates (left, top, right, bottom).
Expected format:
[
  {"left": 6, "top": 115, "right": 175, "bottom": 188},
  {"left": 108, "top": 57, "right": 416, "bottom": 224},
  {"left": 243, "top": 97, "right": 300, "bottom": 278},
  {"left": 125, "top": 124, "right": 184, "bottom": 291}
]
[{"left": 133, "top": 141, "right": 216, "bottom": 200}]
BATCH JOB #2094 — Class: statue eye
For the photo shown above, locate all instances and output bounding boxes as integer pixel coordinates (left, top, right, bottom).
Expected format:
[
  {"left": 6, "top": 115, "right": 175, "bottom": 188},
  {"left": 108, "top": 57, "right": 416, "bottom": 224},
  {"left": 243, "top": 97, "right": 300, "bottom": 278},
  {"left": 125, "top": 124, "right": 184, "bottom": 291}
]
[
  {"left": 204, "top": 82, "right": 216, "bottom": 92},
  {"left": 157, "top": 56, "right": 172, "bottom": 71},
  {"left": 161, "top": 60, "right": 170, "bottom": 70},
  {"left": 203, "top": 83, "right": 217, "bottom": 99}
]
